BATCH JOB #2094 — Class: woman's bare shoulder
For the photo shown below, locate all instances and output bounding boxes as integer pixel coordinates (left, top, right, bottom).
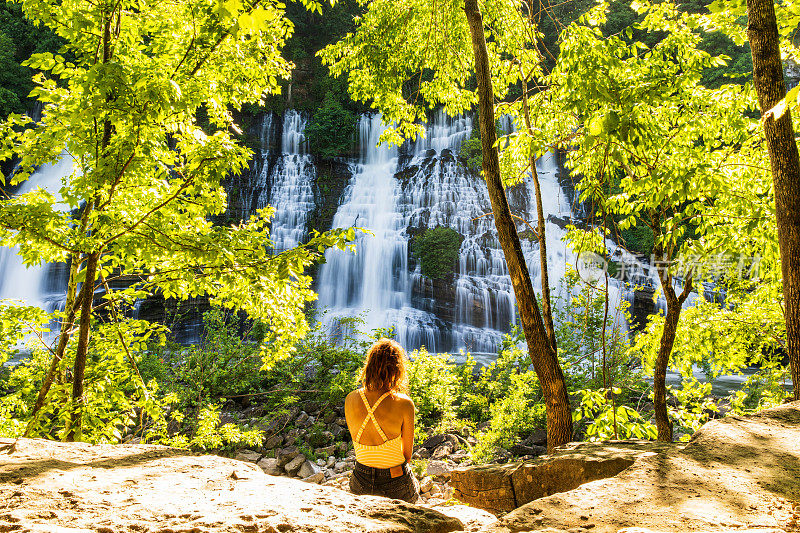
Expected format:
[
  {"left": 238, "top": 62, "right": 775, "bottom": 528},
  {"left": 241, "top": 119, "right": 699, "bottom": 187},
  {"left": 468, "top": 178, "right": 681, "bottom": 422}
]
[
  {"left": 344, "top": 389, "right": 362, "bottom": 405},
  {"left": 392, "top": 392, "right": 415, "bottom": 410}
]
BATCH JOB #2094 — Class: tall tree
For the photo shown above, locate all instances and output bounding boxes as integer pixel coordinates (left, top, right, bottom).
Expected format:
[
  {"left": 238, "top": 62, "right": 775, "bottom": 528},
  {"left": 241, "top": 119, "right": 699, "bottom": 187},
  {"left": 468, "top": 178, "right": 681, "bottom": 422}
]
[
  {"left": 0, "top": 0, "right": 355, "bottom": 441},
  {"left": 547, "top": 1, "right": 753, "bottom": 440},
  {"left": 464, "top": 0, "right": 572, "bottom": 448},
  {"left": 322, "top": 0, "right": 573, "bottom": 449},
  {"left": 746, "top": 0, "right": 800, "bottom": 400}
]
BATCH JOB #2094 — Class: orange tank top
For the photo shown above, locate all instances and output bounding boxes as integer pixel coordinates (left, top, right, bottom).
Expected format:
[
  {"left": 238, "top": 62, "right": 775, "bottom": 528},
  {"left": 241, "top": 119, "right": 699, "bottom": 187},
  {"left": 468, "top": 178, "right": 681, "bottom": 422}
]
[{"left": 352, "top": 389, "right": 406, "bottom": 469}]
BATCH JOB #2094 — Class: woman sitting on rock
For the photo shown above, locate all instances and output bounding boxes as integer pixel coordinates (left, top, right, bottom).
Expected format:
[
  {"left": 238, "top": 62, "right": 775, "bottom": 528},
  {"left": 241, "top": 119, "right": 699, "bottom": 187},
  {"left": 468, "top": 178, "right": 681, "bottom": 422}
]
[{"left": 344, "top": 338, "right": 420, "bottom": 503}]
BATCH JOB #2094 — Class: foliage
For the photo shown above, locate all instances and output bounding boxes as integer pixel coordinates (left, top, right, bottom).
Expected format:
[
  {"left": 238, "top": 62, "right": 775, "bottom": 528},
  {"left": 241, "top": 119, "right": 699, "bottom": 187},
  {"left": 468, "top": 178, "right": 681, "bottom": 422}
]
[
  {"left": 407, "top": 347, "right": 458, "bottom": 425},
  {"left": 140, "top": 309, "right": 266, "bottom": 408},
  {"left": 553, "top": 267, "right": 637, "bottom": 393},
  {"left": 0, "top": 3, "right": 62, "bottom": 119},
  {"left": 459, "top": 120, "right": 506, "bottom": 174},
  {"left": 0, "top": 315, "right": 165, "bottom": 443},
  {"left": 0, "top": 302, "right": 51, "bottom": 365},
  {"left": 457, "top": 332, "right": 546, "bottom": 461},
  {"left": 412, "top": 226, "right": 464, "bottom": 280},
  {"left": 320, "top": 0, "right": 531, "bottom": 145},
  {"left": 573, "top": 387, "right": 657, "bottom": 440},
  {"left": 305, "top": 91, "right": 358, "bottom": 157},
  {"left": 631, "top": 280, "right": 790, "bottom": 437},
  {"left": 471, "top": 372, "right": 545, "bottom": 461},
  {"left": 149, "top": 401, "right": 264, "bottom": 452}
]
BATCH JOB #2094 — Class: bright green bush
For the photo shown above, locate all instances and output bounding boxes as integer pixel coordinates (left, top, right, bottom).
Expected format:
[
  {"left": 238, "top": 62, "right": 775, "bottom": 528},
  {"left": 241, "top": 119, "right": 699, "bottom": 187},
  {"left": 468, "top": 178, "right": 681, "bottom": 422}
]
[
  {"left": 573, "top": 387, "right": 656, "bottom": 441},
  {"left": 407, "top": 347, "right": 458, "bottom": 425},
  {"left": 412, "top": 226, "right": 464, "bottom": 280},
  {"left": 472, "top": 372, "right": 545, "bottom": 462},
  {"left": 305, "top": 91, "right": 358, "bottom": 158}
]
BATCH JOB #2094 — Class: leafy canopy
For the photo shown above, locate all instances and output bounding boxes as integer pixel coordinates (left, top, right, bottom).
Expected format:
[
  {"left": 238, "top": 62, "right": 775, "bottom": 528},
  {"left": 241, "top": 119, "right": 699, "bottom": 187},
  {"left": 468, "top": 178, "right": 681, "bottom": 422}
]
[{"left": 0, "top": 0, "right": 357, "bottom": 363}]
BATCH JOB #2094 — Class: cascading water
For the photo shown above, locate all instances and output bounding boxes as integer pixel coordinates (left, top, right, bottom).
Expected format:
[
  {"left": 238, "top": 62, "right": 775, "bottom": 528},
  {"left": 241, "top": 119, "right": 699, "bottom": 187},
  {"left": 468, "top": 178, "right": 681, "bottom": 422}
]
[
  {"left": 316, "top": 114, "right": 418, "bottom": 343},
  {"left": 265, "top": 111, "right": 316, "bottom": 252},
  {"left": 0, "top": 158, "right": 72, "bottom": 313},
  {"left": 236, "top": 110, "right": 315, "bottom": 253},
  {"left": 314, "top": 111, "right": 598, "bottom": 357}
]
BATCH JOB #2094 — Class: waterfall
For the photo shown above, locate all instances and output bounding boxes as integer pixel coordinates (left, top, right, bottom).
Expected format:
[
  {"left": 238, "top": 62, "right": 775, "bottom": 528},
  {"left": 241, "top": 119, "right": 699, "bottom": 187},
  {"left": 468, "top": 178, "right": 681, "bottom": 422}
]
[
  {"left": 316, "top": 114, "right": 419, "bottom": 344},
  {"left": 314, "top": 110, "right": 597, "bottom": 356},
  {"left": 0, "top": 158, "right": 72, "bottom": 313},
  {"left": 268, "top": 111, "right": 316, "bottom": 252}
]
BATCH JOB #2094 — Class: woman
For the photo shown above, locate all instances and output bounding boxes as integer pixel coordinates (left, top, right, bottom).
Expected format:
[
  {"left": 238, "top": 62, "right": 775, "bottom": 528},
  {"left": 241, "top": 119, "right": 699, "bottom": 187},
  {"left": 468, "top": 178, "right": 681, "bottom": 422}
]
[{"left": 344, "top": 338, "right": 419, "bottom": 503}]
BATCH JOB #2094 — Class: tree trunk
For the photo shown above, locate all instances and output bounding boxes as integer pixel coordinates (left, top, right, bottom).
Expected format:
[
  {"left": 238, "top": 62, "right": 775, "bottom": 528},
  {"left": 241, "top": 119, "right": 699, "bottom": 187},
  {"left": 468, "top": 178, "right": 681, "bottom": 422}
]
[
  {"left": 24, "top": 254, "right": 81, "bottom": 437},
  {"left": 653, "top": 266, "right": 693, "bottom": 442},
  {"left": 653, "top": 292, "right": 679, "bottom": 442},
  {"left": 66, "top": 252, "right": 99, "bottom": 442},
  {"left": 464, "top": 0, "right": 572, "bottom": 450},
  {"left": 747, "top": 0, "right": 800, "bottom": 401},
  {"left": 520, "top": 74, "right": 557, "bottom": 353}
]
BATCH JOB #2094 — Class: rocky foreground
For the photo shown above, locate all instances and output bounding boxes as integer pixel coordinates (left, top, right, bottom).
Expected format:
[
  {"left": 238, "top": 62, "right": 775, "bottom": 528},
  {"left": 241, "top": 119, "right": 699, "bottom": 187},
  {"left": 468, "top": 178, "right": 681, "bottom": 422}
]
[{"left": 0, "top": 401, "right": 798, "bottom": 532}]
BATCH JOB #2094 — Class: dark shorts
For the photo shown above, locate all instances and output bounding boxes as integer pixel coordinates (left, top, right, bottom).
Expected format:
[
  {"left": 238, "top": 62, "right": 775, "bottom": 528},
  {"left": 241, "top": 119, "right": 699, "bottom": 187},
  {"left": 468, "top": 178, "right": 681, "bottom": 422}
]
[{"left": 349, "top": 461, "right": 420, "bottom": 503}]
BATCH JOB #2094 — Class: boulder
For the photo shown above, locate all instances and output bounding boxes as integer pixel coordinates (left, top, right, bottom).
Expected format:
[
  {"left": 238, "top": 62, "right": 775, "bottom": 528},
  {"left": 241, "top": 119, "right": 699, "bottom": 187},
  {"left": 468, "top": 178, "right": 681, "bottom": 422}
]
[
  {"left": 431, "top": 444, "right": 453, "bottom": 460},
  {"left": 234, "top": 449, "right": 261, "bottom": 463},
  {"left": 414, "top": 447, "right": 431, "bottom": 459},
  {"left": 276, "top": 446, "right": 300, "bottom": 467},
  {"left": 508, "top": 444, "right": 546, "bottom": 457},
  {"left": 302, "top": 472, "right": 325, "bottom": 484},
  {"left": 0, "top": 437, "right": 469, "bottom": 533},
  {"left": 322, "top": 410, "right": 338, "bottom": 424},
  {"left": 284, "top": 454, "right": 307, "bottom": 476},
  {"left": 521, "top": 428, "right": 547, "bottom": 447},
  {"left": 423, "top": 433, "right": 447, "bottom": 449},
  {"left": 257, "top": 457, "right": 282, "bottom": 476},
  {"left": 264, "top": 433, "right": 284, "bottom": 450},
  {"left": 295, "top": 410, "right": 309, "bottom": 426},
  {"left": 419, "top": 476, "right": 434, "bottom": 493},
  {"left": 315, "top": 444, "right": 336, "bottom": 457},
  {"left": 451, "top": 440, "right": 676, "bottom": 515},
  {"left": 426, "top": 460, "right": 452, "bottom": 480},
  {"left": 299, "top": 459, "right": 321, "bottom": 479}
]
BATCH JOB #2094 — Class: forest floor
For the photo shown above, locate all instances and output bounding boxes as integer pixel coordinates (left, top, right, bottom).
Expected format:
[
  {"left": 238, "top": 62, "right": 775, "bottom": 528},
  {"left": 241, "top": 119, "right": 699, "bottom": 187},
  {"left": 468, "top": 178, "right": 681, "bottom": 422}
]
[{"left": 0, "top": 402, "right": 798, "bottom": 533}]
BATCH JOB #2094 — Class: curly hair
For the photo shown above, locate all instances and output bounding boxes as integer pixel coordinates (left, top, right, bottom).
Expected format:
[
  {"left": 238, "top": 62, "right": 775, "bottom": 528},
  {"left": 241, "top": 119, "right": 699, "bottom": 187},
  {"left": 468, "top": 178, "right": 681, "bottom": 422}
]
[{"left": 359, "top": 338, "right": 409, "bottom": 393}]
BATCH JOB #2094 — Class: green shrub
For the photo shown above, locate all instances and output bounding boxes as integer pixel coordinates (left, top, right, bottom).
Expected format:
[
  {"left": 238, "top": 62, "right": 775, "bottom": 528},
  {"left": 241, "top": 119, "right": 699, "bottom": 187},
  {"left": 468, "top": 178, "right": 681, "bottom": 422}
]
[
  {"left": 459, "top": 120, "right": 505, "bottom": 174},
  {"left": 142, "top": 308, "right": 266, "bottom": 408},
  {"left": 412, "top": 226, "right": 464, "bottom": 280},
  {"left": 573, "top": 387, "right": 656, "bottom": 441},
  {"left": 472, "top": 373, "right": 545, "bottom": 462},
  {"left": 158, "top": 403, "right": 263, "bottom": 452},
  {"left": 305, "top": 91, "right": 358, "bottom": 158},
  {"left": 407, "top": 347, "right": 458, "bottom": 425}
]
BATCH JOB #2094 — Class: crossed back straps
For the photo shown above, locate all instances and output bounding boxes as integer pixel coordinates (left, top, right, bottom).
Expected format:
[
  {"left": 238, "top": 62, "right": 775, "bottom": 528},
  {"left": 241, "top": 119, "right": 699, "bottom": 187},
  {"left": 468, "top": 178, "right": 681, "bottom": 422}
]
[{"left": 355, "top": 389, "right": 392, "bottom": 443}]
